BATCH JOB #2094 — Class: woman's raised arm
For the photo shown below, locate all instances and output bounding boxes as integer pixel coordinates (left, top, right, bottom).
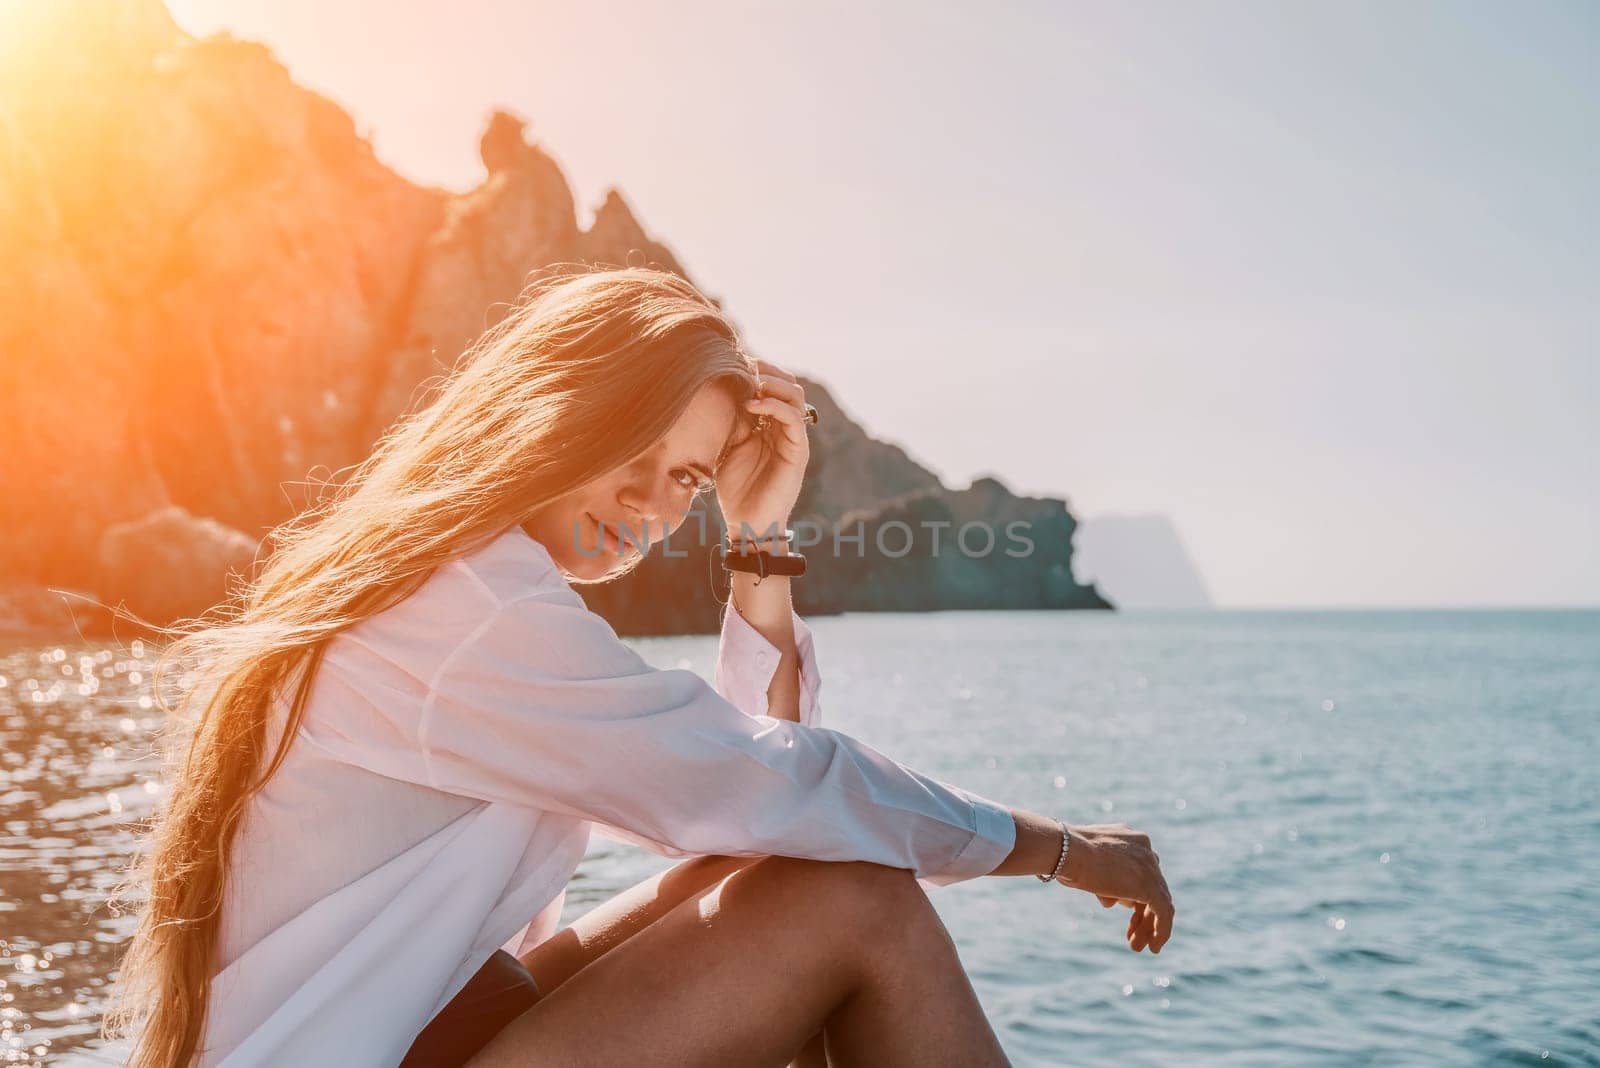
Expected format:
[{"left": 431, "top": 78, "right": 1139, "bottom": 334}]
[{"left": 713, "top": 596, "right": 821, "bottom": 726}]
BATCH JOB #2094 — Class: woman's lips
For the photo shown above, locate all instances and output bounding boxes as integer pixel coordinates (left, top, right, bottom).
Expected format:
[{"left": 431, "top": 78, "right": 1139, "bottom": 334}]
[{"left": 588, "top": 513, "right": 621, "bottom": 554}]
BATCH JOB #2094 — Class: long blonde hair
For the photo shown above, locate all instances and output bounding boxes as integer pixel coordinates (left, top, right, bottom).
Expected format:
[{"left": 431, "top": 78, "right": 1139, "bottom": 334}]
[{"left": 105, "top": 265, "right": 760, "bottom": 1065}]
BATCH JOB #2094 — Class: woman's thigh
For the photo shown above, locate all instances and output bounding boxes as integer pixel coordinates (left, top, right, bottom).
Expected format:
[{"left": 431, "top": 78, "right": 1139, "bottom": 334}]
[
  {"left": 464, "top": 857, "right": 916, "bottom": 1068},
  {"left": 401, "top": 950, "right": 543, "bottom": 1066},
  {"left": 519, "top": 853, "right": 757, "bottom": 994}
]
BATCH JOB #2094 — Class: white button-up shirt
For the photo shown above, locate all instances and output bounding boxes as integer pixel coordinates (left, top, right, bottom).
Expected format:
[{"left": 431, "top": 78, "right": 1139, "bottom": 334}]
[{"left": 204, "top": 526, "right": 1016, "bottom": 1066}]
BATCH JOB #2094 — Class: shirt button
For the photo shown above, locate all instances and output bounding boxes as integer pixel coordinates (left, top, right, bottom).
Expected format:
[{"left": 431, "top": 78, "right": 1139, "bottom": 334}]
[{"left": 756, "top": 652, "right": 770, "bottom": 667}]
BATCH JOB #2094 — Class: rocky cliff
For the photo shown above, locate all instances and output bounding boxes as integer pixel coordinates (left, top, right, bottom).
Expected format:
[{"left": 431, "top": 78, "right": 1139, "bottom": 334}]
[{"left": 0, "top": 0, "right": 1109, "bottom": 636}]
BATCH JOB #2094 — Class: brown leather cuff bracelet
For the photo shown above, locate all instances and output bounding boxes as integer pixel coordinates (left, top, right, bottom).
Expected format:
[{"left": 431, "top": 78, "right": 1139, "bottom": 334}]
[{"left": 718, "top": 544, "right": 807, "bottom": 579}]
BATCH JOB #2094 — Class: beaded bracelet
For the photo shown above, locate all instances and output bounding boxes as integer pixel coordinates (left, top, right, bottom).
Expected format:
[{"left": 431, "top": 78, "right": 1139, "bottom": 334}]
[{"left": 1037, "top": 817, "right": 1071, "bottom": 883}]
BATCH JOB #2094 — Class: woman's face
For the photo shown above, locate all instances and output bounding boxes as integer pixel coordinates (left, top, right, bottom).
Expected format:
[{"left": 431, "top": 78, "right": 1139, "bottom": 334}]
[{"left": 522, "top": 383, "right": 741, "bottom": 581}]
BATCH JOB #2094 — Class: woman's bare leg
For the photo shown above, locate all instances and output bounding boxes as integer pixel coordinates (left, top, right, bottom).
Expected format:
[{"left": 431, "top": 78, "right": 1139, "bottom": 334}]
[
  {"left": 517, "top": 853, "right": 753, "bottom": 992},
  {"left": 519, "top": 854, "right": 829, "bottom": 1066},
  {"left": 469, "top": 857, "right": 1007, "bottom": 1067}
]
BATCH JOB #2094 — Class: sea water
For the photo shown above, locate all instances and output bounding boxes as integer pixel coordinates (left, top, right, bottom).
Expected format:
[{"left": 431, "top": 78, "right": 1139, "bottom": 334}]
[{"left": 3, "top": 610, "right": 1596, "bottom": 1065}]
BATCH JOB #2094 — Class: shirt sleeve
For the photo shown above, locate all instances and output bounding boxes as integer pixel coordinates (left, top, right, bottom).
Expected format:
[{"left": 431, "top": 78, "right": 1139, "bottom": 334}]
[
  {"left": 415, "top": 585, "right": 1015, "bottom": 886},
  {"left": 712, "top": 599, "right": 823, "bottom": 727}
]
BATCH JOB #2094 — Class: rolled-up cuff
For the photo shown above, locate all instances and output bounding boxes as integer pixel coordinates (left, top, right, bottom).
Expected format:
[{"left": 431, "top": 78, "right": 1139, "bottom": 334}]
[
  {"left": 714, "top": 601, "right": 823, "bottom": 727},
  {"left": 922, "top": 786, "right": 1017, "bottom": 887}
]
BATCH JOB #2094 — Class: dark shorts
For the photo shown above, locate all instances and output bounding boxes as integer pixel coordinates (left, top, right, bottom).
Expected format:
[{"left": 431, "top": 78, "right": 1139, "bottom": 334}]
[{"left": 399, "top": 950, "right": 542, "bottom": 1066}]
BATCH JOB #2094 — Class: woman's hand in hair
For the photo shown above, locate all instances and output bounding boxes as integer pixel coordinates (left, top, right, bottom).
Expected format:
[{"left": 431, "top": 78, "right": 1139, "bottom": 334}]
[{"left": 718, "top": 359, "right": 811, "bottom": 538}]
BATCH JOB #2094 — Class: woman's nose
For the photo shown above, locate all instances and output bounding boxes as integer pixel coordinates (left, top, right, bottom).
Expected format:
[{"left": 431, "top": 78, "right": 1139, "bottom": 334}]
[{"left": 615, "top": 479, "right": 665, "bottom": 534}]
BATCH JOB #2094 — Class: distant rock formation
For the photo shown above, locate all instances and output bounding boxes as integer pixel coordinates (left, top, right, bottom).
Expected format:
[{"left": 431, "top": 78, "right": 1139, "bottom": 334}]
[
  {"left": 1073, "top": 514, "right": 1213, "bottom": 610},
  {"left": 816, "top": 475, "right": 1108, "bottom": 613},
  {"left": 0, "top": 0, "right": 1109, "bottom": 636}
]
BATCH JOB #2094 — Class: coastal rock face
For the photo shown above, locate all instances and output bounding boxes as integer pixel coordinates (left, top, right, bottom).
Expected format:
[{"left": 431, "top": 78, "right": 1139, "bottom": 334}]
[
  {"left": 371, "top": 112, "right": 578, "bottom": 435},
  {"left": 97, "top": 507, "right": 260, "bottom": 626},
  {"left": 792, "top": 381, "right": 946, "bottom": 521},
  {"left": 807, "top": 477, "right": 1110, "bottom": 613},
  {"left": 1, "top": 0, "right": 442, "bottom": 573},
  {"left": 0, "top": 0, "right": 1109, "bottom": 635}
]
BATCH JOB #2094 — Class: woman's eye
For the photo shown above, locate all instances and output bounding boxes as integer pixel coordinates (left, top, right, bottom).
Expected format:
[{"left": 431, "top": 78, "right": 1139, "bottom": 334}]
[{"left": 672, "top": 468, "right": 712, "bottom": 493}]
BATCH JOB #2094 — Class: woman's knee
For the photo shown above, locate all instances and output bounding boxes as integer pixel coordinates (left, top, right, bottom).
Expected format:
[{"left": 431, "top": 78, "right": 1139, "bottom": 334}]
[{"left": 731, "top": 857, "right": 936, "bottom": 942}]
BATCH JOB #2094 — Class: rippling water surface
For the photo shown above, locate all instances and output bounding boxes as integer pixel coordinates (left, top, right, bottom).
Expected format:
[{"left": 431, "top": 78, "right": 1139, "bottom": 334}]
[{"left": 4, "top": 610, "right": 1597, "bottom": 1065}]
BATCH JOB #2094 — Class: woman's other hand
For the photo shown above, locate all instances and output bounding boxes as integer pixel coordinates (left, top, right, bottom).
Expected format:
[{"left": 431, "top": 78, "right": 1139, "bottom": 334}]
[
  {"left": 718, "top": 359, "right": 810, "bottom": 538},
  {"left": 1059, "top": 823, "right": 1175, "bottom": 954}
]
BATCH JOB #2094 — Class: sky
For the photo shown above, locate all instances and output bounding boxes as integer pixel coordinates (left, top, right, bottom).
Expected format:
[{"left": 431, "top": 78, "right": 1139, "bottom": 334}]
[{"left": 165, "top": 0, "right": 1598, "bottom": 607}]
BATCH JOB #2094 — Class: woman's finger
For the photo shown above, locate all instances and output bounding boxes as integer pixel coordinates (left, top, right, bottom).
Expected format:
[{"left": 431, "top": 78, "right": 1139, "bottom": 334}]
[
  {"left": 1143, "top": 906, "right": 1160, "bottom": 953},
  {"left": 744, "top": 397, "right": 807, "bottom": 447},
  {"left": 1097, "top": 895, "right": 1118, "bottom": 908},
  {"left": 754, "top": 374, "right": 805, "bottom": 408},
  {"left": 753, "top": 358, "right": 800, "bottom": 385},
  {"left": 1153, "top": 901, "right": 1175, "bottom": 953},
  {"left": 1131, "top": 906, "right": 1156, "bottom": 952}
]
